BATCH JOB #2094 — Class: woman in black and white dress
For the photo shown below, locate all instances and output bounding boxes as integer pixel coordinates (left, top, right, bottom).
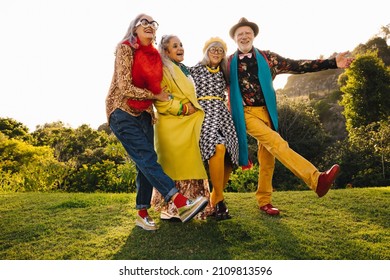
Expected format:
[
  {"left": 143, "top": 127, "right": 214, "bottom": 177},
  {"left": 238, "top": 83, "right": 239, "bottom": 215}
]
[{"left": 190, "top": 37, "right": 239, "bottom": 220}]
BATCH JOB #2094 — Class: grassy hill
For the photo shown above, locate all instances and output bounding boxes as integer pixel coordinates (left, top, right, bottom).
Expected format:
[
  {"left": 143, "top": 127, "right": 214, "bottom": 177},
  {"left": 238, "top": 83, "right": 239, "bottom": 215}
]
[{"left": 1, "top": 187, "right": 389, "bottom": 260}]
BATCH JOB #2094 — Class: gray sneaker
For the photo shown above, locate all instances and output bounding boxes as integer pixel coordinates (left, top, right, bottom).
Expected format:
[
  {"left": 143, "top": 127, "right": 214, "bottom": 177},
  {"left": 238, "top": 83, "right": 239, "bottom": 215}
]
[
  {"left": 135, "top": 215, "right": 157, "bottom": 231},
  {"left": 178, "top": 196, "right": 208, "bottom": 223}
]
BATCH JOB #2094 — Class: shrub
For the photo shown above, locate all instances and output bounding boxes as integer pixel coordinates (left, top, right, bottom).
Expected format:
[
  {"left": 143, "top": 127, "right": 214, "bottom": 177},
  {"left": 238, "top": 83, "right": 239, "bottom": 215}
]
[
  {"left": 66, "top": 160, "right": 136, "bottom": 193},
  {"left": 228, "top": 165, "right": 259, "bottom": 192},
  {"left": 0, "top": 133, "right": 68, "bottom": 192}
]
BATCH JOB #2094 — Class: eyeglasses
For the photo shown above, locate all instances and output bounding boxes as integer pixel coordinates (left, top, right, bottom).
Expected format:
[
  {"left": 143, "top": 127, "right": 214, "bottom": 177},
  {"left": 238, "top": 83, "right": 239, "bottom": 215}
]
[
  {"left": 209, "top": 47, "right": 224, "bottom": 54},
  {"left": 136, "top": 18, "right": 159, "bottom": 30}
]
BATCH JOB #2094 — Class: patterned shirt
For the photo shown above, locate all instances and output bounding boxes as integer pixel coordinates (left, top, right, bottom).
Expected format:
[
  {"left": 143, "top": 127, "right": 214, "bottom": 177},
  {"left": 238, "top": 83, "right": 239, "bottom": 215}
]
[
  {"left": 238, "top": 53, "right": 265, "bottom": 106},
  {"left": 235, "top": 48, "right": 338, "bottom": 107}
]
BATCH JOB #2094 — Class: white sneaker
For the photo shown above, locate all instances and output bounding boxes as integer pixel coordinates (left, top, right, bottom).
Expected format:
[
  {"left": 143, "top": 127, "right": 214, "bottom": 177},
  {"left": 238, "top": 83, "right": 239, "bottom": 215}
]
[{"left": 135, "top": 215, "right": 157, "bottom": 231}]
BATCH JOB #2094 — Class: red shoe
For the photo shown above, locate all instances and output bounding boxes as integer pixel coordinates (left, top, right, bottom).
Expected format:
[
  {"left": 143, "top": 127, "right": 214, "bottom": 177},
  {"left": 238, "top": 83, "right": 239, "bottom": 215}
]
[
  {"left": 316, "top": 164, "right": 340, "bottom": 198},
  {"left": 259, "top": 204, "right": 280, "bottom": 216}
]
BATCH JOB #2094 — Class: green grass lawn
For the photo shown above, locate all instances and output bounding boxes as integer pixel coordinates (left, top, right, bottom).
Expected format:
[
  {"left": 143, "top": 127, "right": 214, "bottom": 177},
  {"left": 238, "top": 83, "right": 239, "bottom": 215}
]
[{"left": 0, "top": 187, "right": 389, "bottom": 260}]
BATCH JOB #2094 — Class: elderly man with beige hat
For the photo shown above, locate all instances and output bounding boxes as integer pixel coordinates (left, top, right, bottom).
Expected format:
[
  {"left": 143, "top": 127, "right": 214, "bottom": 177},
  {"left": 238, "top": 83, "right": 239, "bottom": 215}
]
[{"left": 227, "top": 17, "right": 353, "bottom": 215}]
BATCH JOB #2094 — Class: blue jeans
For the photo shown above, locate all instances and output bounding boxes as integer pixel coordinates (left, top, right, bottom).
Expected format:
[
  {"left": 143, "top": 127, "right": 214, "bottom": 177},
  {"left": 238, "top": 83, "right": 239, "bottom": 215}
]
[{"left": 109, "top": 109, "right": 178, "bottom": 209}]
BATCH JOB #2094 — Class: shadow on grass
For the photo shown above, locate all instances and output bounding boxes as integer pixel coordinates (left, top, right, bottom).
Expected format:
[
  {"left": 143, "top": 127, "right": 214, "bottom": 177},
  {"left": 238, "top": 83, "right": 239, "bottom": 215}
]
[
  {"left": 112, "top": 201, "right": 314, "bottom": 260},
  {"left": 112, "top": 217, "right": 232, "bottom": 260}
]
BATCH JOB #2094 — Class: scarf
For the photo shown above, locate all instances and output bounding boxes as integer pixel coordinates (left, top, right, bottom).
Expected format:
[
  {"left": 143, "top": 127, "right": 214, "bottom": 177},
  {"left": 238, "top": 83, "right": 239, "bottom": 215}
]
[
  {"left": 125, "top": 38, "right": 162, "bottom": 110},
  {"left": 173, "top": 61, "right": 191, "bottom": 77},
  {"left": 229, "top": 48, "right": 278, "bottom": 166}
]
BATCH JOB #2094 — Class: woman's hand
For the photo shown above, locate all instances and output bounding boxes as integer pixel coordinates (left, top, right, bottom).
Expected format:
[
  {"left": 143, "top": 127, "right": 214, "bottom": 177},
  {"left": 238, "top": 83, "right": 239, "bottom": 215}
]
[
  {"left": 154, "top": 91, "right": 171, "bottom": 102},
  {"left": 183, "top": 103, "right": 197, "bottom": 115}
]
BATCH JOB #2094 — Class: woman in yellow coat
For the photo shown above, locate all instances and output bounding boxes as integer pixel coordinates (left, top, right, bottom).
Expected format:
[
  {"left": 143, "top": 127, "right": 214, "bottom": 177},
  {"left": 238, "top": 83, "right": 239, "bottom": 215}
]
[{"left": 151, "top": 35, "right": 211, "bottom": 220}]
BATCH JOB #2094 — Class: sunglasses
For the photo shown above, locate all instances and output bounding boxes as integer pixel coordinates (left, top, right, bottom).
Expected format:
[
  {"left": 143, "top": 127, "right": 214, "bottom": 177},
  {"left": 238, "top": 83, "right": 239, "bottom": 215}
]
[{"left": 136, "top": 18, "right": 159, "bottom": 30}]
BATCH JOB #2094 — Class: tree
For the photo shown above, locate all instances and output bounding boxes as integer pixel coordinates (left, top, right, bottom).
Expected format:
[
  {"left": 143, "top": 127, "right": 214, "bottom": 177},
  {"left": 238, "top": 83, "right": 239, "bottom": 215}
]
[
  {"left": 352, "top": 36, "right": 390, "bottom": 66},
  {"left": 32, "top": 121, "right": 72, "bottom": 160},
  {"left": 98, "top": 122, "right": 111, "bottom": 135},
  {"left": 327, "top": 120, "right": 390, "bottom": 187},
  {"left": 32, "top": 122, "right": 114, "bottom": 165},
  {"left": 336, "top": 52, "right": 390, "bottom": 187},
  {"left": 378, "top": 23, "right": 390, "bottom": 40},
  {"left": 0, "top": 117, "right": 33, "bottom": 143},
  {"left": 340, "top": 52, "right": 390, "bottom": 134}
]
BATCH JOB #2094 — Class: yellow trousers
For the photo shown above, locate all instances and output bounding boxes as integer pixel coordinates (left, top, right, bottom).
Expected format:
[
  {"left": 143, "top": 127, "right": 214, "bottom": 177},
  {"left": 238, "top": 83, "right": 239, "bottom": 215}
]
[
  {"left": 244, "top": 106, "right": 321, "bottom": 207},
  {"left": 209, "top": 144, "right": 232, "bottom": 207}
]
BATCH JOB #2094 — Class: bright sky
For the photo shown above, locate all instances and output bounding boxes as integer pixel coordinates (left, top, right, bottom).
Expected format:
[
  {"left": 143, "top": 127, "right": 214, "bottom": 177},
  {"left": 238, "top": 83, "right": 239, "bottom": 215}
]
[{"left": 0, "top": 0, "right": 389, "bottom": 132}]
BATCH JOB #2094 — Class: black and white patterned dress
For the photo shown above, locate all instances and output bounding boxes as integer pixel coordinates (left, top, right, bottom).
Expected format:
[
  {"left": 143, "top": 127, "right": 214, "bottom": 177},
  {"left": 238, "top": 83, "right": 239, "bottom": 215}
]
[{"left": 190, "top": 63, "right": 239, "bottom": 166}]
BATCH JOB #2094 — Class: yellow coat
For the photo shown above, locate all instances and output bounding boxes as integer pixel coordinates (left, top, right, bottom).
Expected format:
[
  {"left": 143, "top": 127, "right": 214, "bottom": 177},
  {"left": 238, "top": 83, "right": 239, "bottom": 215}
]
[{"left": 154, "top": 63, "right": 207, "bottom": 180}]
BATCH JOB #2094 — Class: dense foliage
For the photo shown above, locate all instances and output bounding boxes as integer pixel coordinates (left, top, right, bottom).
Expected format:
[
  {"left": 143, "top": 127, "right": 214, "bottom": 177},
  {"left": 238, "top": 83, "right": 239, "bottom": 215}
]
[
  {"left": 0, "top": 120, "right": 137, "bottom": 193},
  {"left": 340, "top": 53, "right": 390, "bottom": 132}
]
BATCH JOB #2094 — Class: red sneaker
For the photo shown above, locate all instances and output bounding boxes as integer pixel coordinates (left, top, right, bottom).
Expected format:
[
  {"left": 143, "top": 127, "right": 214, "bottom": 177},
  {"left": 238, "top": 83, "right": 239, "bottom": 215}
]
[
  {"left": 316, "top": 164, "right": 340, "bottom": 198},
  {"left": 259, "top": 204, "right": 280, "bottom": 216}
]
